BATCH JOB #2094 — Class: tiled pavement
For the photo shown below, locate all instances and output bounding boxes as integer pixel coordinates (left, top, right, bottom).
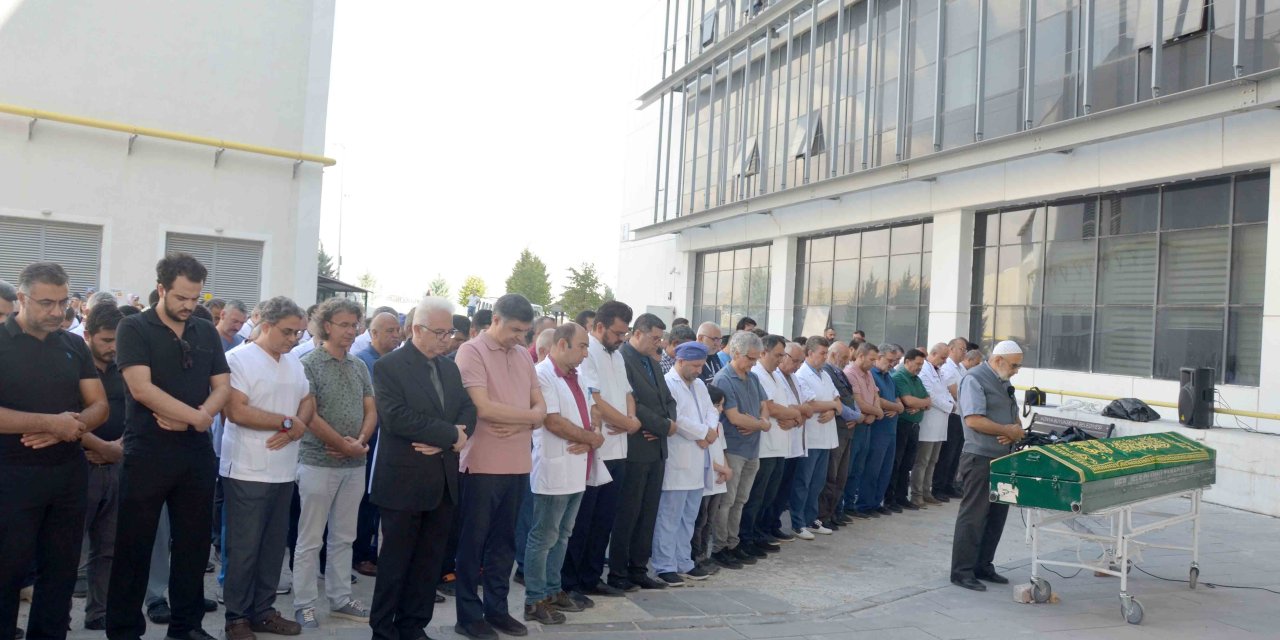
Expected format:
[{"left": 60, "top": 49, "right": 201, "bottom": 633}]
[{"left": 50, "top": 495, "right": 1280, "bottom": 639}]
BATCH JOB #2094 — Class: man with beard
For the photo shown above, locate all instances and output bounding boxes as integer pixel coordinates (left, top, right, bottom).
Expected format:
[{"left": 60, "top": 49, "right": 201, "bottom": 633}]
[{"left": 106, "top": 253, "right": 230, "bottom": 640}]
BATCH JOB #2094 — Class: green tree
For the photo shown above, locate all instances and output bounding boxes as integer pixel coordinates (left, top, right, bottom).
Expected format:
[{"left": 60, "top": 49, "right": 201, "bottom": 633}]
[
  {"left": 317, "top": 243, "right": 337, "bottom": 278},
  {"left": 557, "top": 263, "right": 606, "bottom": 318},
  {"left": 357, "top": 271, "right": 377, "bottom": 292},
  {"left": 505, "top": 249, "right": 552, "bottom": 307},
  {"left": 457, "top": 275, "right": 487, "bottom": 307},
  {"left": 602, "top": 285, "right": 615, "bottom": 302},
  {"left": 426, "top": 274, "right": 449, "bottom": 299}
]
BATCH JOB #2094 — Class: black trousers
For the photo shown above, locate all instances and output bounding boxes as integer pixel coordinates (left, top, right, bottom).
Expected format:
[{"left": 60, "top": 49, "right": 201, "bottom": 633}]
[
  {"left": 608, "top": 459, "right": 664, "bottom": 579},
  {"left": 0, "top": 458, "right": 87, "bottom": 640},
  {"left": 885, "top": 421, "right": 920, "bottom": 505},
  {"left": 370, "top": 498, "right": 453, "bottom": 640},
  {"left": 933, "top": 413, "right": 965, "bottom": 496},
  {"left": 106, "top": 448, "right": 215, "bottom": 639},
  {"left": 765, "top": 457, "right": 798, "bottom": 531},
  {"left": 950, "top": 453, "right": 1010, "bottom": 581},
  {"left": 740, "top": 456, "right": 783, "bottom": 544},
  {"left": 353, "top": 435, "right": 380, "bottom": 566},
  {"left": 454, "top": 473, "right": 525, "bottom": 625},
  {"left": 818, "top": 427, "right": 853, "bottom": 523},
  {"left": 561, "top": 459, "right": 625, "bottom": 592}
]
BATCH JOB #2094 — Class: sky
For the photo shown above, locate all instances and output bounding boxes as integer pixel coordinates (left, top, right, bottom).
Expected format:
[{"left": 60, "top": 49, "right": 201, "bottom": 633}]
[{"left": 318, "top": 1, "right": 667, "bottom": 306}]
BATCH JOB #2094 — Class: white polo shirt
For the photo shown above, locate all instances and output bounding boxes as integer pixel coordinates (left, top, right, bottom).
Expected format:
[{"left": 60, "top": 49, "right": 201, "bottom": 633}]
[
  {"left": 780, "top": 370, "right": 815, "bottom": 459},
  {"left": 532, "top": 358, "right": 597, "bottom": 495},
  {"left": 752, "top": 363, "right": 790, "bottom": 459},
  {"left": 795, "top": 362, "right": 839, "bottom": 451},
  {"left": 579, "top": 334, "right": 633, "bottom": 462},
  {"left": 220, "top": 342, "right": 310, "bottom": 483},
  {"left": 663, "top": 368, "right": 716, "bottom": 491}
]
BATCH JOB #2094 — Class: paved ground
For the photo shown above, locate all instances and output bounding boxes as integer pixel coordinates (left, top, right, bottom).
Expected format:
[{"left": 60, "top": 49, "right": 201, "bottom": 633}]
[{"left": 41, "top": 494, "right": 1280, "bottom": 639}]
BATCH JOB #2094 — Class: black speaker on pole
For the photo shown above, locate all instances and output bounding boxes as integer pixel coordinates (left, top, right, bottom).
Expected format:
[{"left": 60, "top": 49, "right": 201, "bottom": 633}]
[{"left": 1178, "top": 367, "right": 1214, "bottom": 429}]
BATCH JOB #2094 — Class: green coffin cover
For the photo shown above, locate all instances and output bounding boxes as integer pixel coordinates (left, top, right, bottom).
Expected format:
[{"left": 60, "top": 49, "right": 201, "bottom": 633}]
[{"left": 990, "top": 432, "right": 1215, "bottom": 482}]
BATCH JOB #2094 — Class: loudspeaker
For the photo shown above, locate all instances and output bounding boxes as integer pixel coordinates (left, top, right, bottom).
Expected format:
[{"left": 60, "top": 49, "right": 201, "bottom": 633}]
[{"left": 1178, "top": 367, "right": 1214, "bottom": 429}]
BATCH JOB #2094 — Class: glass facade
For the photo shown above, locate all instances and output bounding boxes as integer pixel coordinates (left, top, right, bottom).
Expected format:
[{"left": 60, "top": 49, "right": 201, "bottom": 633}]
[
  {"left": 970, "top": 171, "right": 1268, "bottom": 385},
  {"left": 794, "top": 220, "right": 932, "bottom": 345},
  {"left": 656, "top": 0, "right": 1280, "bottom": 222},
  {"left": 693, "top": 243, "right": 773, "bottom": 330}
]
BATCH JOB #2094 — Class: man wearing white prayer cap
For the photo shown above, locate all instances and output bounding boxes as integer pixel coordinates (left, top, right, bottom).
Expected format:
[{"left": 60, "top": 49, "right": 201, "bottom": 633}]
[{"left": 948, "top": 340, "right": 1025, "bottom": 592}]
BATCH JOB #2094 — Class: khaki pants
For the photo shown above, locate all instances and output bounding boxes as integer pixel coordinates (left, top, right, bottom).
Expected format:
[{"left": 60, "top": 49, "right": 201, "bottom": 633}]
[{"left": 911, "top": 441, "right": 943, "bottom": 502}]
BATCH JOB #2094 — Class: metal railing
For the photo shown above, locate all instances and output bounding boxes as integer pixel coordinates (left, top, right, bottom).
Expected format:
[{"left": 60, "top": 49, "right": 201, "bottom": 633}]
[{"left": 1013, "top": 385, "right": 1280, "bottom": 422}]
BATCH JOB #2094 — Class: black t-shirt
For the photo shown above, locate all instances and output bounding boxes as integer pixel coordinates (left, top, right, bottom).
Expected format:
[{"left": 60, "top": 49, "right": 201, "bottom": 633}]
[
  {"left": 95, "top": 362, "right": 128, "bottom": 442},
  {"left": 0, "top": 316, "right": 99, "bottom": 466},
  {"left": 115, "top": 308, "right": 229, "bottom": 455}
]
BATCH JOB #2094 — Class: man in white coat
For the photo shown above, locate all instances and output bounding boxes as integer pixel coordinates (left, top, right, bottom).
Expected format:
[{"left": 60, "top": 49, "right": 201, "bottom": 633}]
[
  {"left": 653, "top": 341, "right": 719, "bottom": 587},
  {"left": 912, "top": 344, "right": 955, "bottom": 505}
]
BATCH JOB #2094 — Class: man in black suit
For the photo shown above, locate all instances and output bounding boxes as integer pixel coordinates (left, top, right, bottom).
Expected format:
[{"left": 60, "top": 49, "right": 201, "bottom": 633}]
[
  {"left": 368, "top": 297, "right": 475, "bottom": 640},
  {"left": 609, "top": 313, "right": 676, "bottom": 591}
]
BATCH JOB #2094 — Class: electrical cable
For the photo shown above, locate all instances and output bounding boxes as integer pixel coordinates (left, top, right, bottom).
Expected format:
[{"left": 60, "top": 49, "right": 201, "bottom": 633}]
[{"left": 1129, "top": 564, "right": 1280, "bottom": 596}]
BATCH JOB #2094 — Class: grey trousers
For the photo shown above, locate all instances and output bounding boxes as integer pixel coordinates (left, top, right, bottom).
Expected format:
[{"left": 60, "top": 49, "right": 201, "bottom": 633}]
[
  {"left": 712, "top": 454, "right": 759, "bottom": 553},
  {"left": 82, "top": 463, "right": 121, "bottom": 620},
  {"left": 950, "top": 453, "right": 1010, "bottom": 581},
  {"left": 223, "top": 478, "right": 294, "bottom": 623}
]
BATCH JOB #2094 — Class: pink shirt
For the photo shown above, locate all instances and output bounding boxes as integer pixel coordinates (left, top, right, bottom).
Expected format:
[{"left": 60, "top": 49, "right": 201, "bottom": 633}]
[
  {"left": 845, "top": 363, "right": 879, "bottom": 410},
  {"left": 455, "top": 331, "right": 537, "bottom": 474}
]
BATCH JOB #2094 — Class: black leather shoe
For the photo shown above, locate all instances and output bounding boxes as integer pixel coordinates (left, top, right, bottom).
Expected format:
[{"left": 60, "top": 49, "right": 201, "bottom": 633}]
[
  {"left": 605, "top": 576, "right": 640, "bottom": 593},
  {"left": 851, "top": 510, "right": 873, "bottom": 519},
  {"left": 756, "top": 540, "right": 781, "bottom": 553},
  {"left": 899, "top": 501, "right": 920, "bottom": 511},
  {"left": 712, "top": 551, "right": 743, "bottom": 570},
  {"left": 585, "top": 581, "right": 627, "bottom": 597},
  {"left": 435, "top": 593, "right": 446, "bottom": 603},
  {"left": 876, "top": 506, "right": 894, "bottom": 516},
  {"left": 483, "top": 613, "right": 528, "bottom": 636},
  {"left": 739, "top": 543, "right": 767, "bottom": 558},
  {"left": 203, "top": 598, "right": 217, "bottom": 612},
  {"left": 84, "top": 617, "right": 105, "bottom": 631},
  {"left": 933, "top": 494, "right": 951, "bottom": 503},
  {"left": 729, "top": 547, "right": 758, "bottom": 565},
  {"left": 976, "top": 571, "right": 1010, "bottom": 585},
  {"left": 454, "top": 621, "right": 498, "bottom": 640},
  {"left": 951, "top": 577, "right": 987, "bottom": 592},
  {"left": 630, "top": 573, "right": 668, "bottom": 590},
  {"left": 887, "top": 503, "right": 904, "bottom": 513},
  {"left": 146, "top": 600, "right": 172, "bottom": 625},
  {"left": 164, "top": 630, "right": 218, "bottom": 640}
]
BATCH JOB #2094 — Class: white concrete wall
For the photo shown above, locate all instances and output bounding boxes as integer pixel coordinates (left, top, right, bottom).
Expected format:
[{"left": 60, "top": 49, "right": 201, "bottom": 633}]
[{"left": 0, "top": 0, "right": 334, "bottom": 304}]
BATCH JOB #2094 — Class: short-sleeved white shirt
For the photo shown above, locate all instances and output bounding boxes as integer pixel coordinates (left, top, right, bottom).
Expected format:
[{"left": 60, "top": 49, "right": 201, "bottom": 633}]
[
  {"left": 532, "top": 358, "right": 595, "bottom": 495},
  {"left": 220, "top": 342, "right": 310, "bottom": 483},
  {"left": 752, "top": 363, "right": 790, "bottom": 459},
  {"left": 579, "top": 334, "right": 633, "bottom": 461},
  {"left": 780, "top": 370, "right": 815, "bottom": 459},
  {"left": 795, "top": 362, "right": 839, "bottom": 451}
]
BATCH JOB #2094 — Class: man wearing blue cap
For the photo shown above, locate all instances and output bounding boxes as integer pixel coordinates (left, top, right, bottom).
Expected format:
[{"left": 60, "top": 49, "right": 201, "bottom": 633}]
[{"left": 652, "top": 342, "right": 718, "bottom": 587}]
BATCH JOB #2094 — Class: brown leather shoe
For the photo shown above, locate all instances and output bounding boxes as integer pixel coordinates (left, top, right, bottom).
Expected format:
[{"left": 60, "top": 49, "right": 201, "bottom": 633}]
[
  {"left": 224, "top": 619, "right": 256, "bottom": 640},
  {"left": 354, "top": 561, "right": 378, "bottom": 577},
  {"left": 249, "top": 610, "right": 301, "bottom": 636},
  {"left": 923, "top": 494, "right": 943, "bottom": 505}
]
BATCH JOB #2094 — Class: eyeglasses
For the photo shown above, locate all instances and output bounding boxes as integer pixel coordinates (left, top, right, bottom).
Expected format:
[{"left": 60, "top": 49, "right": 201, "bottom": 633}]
[
  {"left": 276, "top": 327, "right": 303, "bottom": 339},
  {"left": 27, "top": 297, "right": 71, "bottom": 311},
  {"left": 326, "top": 321, "right": 360, "bottom": 331},
  {"left": 178, "top": 338, "right": 193, "bottom": 370},
  {"left": 415, "top": 324, "right": 458, "bottom": 340}
]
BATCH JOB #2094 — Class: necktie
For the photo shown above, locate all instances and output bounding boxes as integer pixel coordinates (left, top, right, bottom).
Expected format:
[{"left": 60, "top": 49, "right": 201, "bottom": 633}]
[
  {"left": 641, "top": 356, "right": 659, "bottom": 388},
  {"left": 425, "top": 358, "right": 445, "bottom": 407}
]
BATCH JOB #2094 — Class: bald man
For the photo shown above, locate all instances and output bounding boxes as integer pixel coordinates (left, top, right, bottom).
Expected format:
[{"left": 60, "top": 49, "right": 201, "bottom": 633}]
[
  {"left": 352, "top": 311, "right": 402, "bottom": 576},
  {"left": 695, "top": 323, "right": 723, "bottom": 383}
]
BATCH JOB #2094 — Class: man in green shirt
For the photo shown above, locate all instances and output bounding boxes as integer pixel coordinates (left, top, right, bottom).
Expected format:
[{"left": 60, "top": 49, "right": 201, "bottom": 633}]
[
  {"left": 889, "top": 349, "right": 931, "bottom": 510},
  {"left": 293, "top": 298, "right": 378, "bottom": 628}
]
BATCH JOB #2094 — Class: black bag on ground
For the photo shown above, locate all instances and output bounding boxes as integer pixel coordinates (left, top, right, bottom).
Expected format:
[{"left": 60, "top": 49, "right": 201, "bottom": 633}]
[
  {"left": 1102, "top": 398, "right": 1161, "bottom": 423},
  {"left": 1022, "top": 387, "right": 1047, "bottom": 417}
]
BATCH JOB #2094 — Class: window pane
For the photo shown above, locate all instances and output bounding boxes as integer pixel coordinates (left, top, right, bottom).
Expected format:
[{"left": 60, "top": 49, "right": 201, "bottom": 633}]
[
  {"left": 1227, "top": 308, "right": 1262, "bottom": 386},
  {"left": 1094, "top": 306, "right": 1154, "bottom": 376},
  {"left": 752, "top": 245, "right": 771, "bottom": 268},
  {"left": 994, "top": 306, "right": 1040, "bottom": 367},
  {"left": 833, "top": 259, "right": 860, "bottom": 305},
  {"left": 997, "top": 243, "right": 1043, "bottom": 305},
  {"left": 1234, "top": 173, "right": 1269, "bottom": 223},
  {"left": 889, "top": 254, "right": 921, "bottom": 305},
  {"left": 857, "top": 306, "right": 887, "bottom": 343},
  {"left": 923, "top": 222, "right": 933, "bottom": 252},
  {"left": 975, "top": 212, "right": 1000, "bottom": 247},
  {"left": 860, "top": 256, "right": 889, "bottom": 305},
  {"left": 1231, "top": 226, "right": 1267, "bottom": 305},
  {"left": 918, "top": 305, "right": 930, "bottom": 346},
  {"left": 807, "top": 261, "right": 833, "bottom": 306},
  {"left": 703, "top": 252, "right": 719, "bottom": 272},
  {"left": 797, "top": 263, "right": 811, "bottom": 306},
  {"left": 735, "top": 248, "right": 753, "bottom": 269},
  {"left": 1098, "top": 235, "right": 1157, "bottom": 305},
  {"left": 1159, "top": 228, "right": 1229, "bottom": 305},
  {"left": 1041, "top": 307, "right": 1092, "bottom": 372},
  {"left": 835, "top": 233, "right": 861, "bottom": 260},
  {"left": 809, "top": 236, "right": 834, "bottom": 262},
  {"left": 701, "top": 272, "right": 718, "bottom": 305},
  {"left": 886, "top": 307, "right": 919, "bottom": 350},
  {"left": 718, "top": 271, "right": 734, "bottom": 306},
  {"left": 891, "top": 224, "right": 923, "bottom": 254},
  {"left": 1099, "top": 189, "right": 1159, "bottom": 235},
  {"left": 970, "top": 305, "right": 993, "bottom": 352},
  {"left": 920, "top": 253, "right": 932, "bottom": 304},
  {"left": 1046, "top": 199, "right": 1098, "bottom": 241},
  {"left": 832, "top": 303, "right": 857, "bottom": 341},
  {"left": 747, "top": 266, "right": 770, "bottom": 308},
  {"left": 862, "top": 228, "right": 890, "bottom": 257},
  {"left": 732, "top": 269, "right": 749, "bottom": 306},
  {"left": 1162, "top": 178, "right": 1231, "bottom": 230},
  {"left": 973, "top": 247, "right": 999, "bottom": 306},
  {"left": 1043, "top": 239, "right": 1096, "bottom": 305},
  {"left": 1000, "top": 208, "right": 1044, "bottom": 244},
  {"left": 1154, "top": 307, "right": 1225, "bottom": 380}
]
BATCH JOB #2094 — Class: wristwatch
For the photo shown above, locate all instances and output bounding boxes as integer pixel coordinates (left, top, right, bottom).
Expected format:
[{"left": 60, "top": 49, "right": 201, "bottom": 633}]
[{"left": 281, "top": 418, "right": 293, "bottom": 434}]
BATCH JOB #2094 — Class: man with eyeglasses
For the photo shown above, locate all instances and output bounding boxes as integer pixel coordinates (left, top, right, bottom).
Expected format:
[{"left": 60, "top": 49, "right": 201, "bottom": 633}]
[
  {"left": 293, "top": 298, "right": 376, "bottom": 629},
  {"left": 694, "top": 322, "right": 723, "bottom": 383},
  {"left": 0, "top": 263, "right": 108, "bottom": 640},
  {"left": 708, "top": 331, "right": 770, "bottom": 569},
  {"left": 950, "top": 340, "right": 1024, "bottom": 592},
  {"left": 106, "top": 253, "right": 230, "bottom": 640}
]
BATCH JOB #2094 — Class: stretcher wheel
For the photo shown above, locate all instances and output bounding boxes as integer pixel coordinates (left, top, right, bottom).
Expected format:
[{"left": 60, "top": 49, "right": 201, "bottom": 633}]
[
  {"left": 1120, "top": 595, "right": 1144, "bottom": 625},
  {"left": 1189, "top": 566, "right": 1199, "bottom": 590},
  {"left": 1031, "top": 577, "right": 1052, "bottom": 603}
]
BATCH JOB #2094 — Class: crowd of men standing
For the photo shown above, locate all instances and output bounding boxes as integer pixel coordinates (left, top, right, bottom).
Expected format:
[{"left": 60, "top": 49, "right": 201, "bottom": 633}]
[{"left": 0, "top": 252, "right": 1024, "bottom": 640}]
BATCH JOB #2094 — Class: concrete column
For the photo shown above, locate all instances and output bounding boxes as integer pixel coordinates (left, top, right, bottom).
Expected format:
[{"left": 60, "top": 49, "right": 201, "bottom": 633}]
[
  {"left": 1252, "top": 161, "right": 1280, "bottom": 432},
  {"left": 927, "top": 209, "right": 974, "bottom": 345},
  {"left": 768, "top": 236, "right": 798, "bottom": 336}
]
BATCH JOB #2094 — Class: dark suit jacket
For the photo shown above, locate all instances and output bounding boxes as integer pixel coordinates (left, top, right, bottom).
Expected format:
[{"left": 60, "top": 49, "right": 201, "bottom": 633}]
[
  {"left": 370, "top": 341, "right": 477, "bottom": 512},
  {"left": 824, "top": 362, "right": 857, "bottom": 432},
  {"left": 619, "top": 342, "right": 675, "bottom": 463}
]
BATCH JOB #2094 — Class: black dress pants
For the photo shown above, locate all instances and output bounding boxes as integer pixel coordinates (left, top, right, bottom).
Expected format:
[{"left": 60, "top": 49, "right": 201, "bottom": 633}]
[
  {"left": 885, "top": 421, "right": 919, "bottom": 505},
  {"left": 0, "top": 458, "right": 87, "bottom": 640},
  {"left": 561, "top": 459, "right": 625, "bottom": 592},
  {"left": 950, "top": 453, "right": 1009, "bottom": 581},
  {"left": 933, "top": 413, "right": 965, "bottom": 496},
  {"left": 106, "top": 448, "right": 215, "bottom": 639},
  {"left": 608, "top": 459, "right": 663, "bottom": 580},
  {"left": 454, "top": 473, "right": 525, "bottom": 625},
  {"left": 370, "top": 497, "right": 454, "bottom": 640}
]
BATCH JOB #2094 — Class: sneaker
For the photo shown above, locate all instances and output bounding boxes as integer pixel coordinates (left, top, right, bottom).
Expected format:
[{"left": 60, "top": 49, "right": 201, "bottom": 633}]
[
  {"left": 769, "top": 528, "right": 796, "bottom": 542},
  {"left": 295, "top": 607, "right": 318, "bottom": 629},
  {"left": 523, "top": 600, "right": 565, "bottom": 626},
  {"left": 546, "top": 591, "right": 584, "bottom": 613},
  {"left": 485, "top": 612, "right": 530, "bottom": 636},
  {"left": 656, "top": 572, "right": 685, "bottom": 587},
  {"left": 567, "top": 590, "right": 595, "bottom": 609},
  {"left": 679, "top": 565, "right": 711, "bottom": 581},
  {"left": 630, "top": 573, "right": 669, "bottom": 590},
  {"left": 712, "top": 550, "right": 743, "bottom": 570},
  {"left": 605, "top": 576, "right": 640, "bottom": 592},
  {"left": 756, "top": 541, "right": 781, "bottom": 553},
  {"left": 794, "top": 527, "right": 816, "bottom": 541},
  {"left": 811, "top": 521, "right": 833, "bottom": 535},
  {"left": 250, "top": 609, "right": 301, "bottom": 635},
  {"left": 729, "top": 547, "right": 758, "bottom": 564},
  {"left": 275, "top": 584, "right": 292, "bottom": 595},
  {"left": 696, "top": 558, "right": 721, "bottom": 575},
  {"left": 330, "top": 599, "right": 370, "bottom": 623},
  {"left": 738, "top": 543, "right": 767, "bottom": 559},
  {"left": 586, "top": 580, "right": 628, "bottom": 597}
]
